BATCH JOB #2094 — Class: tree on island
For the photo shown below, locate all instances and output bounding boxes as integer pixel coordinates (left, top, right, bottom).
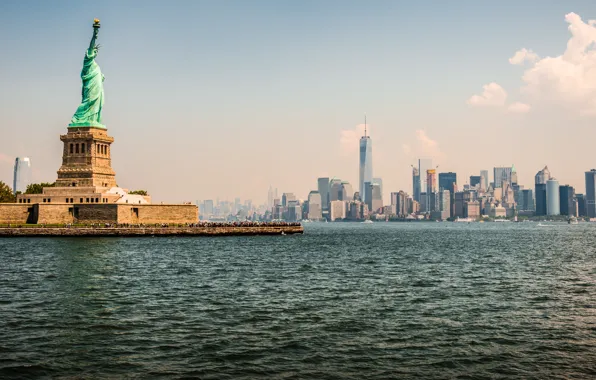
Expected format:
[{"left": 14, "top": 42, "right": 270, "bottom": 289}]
[
  {"left": 0, "top": 181, "right": 16, "bottom": 203},
  {"left": 25, "top": 182, "right": 55, "bottom": 194},
  {"left": 129, "top": 190, "right": 148, "bottom": 196}
]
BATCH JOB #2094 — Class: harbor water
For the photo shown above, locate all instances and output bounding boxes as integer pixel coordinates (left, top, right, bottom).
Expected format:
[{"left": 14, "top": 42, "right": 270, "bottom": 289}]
[{"left": 1, "top": 222, "right": 595, "bottom": 379}]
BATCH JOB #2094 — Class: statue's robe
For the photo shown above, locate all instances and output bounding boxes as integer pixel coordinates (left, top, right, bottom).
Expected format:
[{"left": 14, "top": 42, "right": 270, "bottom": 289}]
[{"left": 71, "top": 48, "right": 104, "bottom": 125}]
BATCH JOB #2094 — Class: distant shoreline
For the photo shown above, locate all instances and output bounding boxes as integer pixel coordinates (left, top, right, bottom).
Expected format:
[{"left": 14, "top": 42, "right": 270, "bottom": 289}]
[{"left": 0, "top": 225, "right": 304, "bottom": 237}]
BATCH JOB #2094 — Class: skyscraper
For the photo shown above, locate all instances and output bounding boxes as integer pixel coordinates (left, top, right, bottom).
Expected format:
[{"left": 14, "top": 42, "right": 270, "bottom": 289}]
[
  {"left": 535, "top": 184, "right": 547, "bottom": 216},
  {"left": 282, "top": 193, "right": 296, "bottom": 207},
  {"left": 329, "top": 178, "right": 343, "bottom": 202},
  {"left": 317, "top": 177, "right": 330, "bottom": 211},
  {"left": 546, "top": 179, "right": 560, "bottom": 216},
  {"left": 519, "top": 189, "right": 534, "bottom": 211},
  {"left": 412, "top": 166, "right": 421, "bottom": 202},
  {"left": 307, "top": 191, "right": 322, "bottom": 220},
  {"left": 365, "top": 182, "right": 382, "bottom": 214},
  {"left": 535, "top": 166, "right": 551, "bottom": 216},
  {"left": 470, "top": 175, "right": 481, "bottom": 188},
  {"left": 511, "top": 165, "right": 518, "bottom": 185},
  {"left": 438, "top": 172, "right": 457, "bottom": 193},
  {"left": 13, "top": 157, "right": 32, "bottom": 195},
  {"left": 493, "top": 166, "right": 512, "bottom": 188},
  {"left": 559, "top": 185, "right": 575, "bottom": 216},
  {"left": 418, "top": 158, "right": 433, "bottom": 200},
  {"left": 585, "top": 169, "right": 596, "bottom": 218},
  {"left": 426, "top": 169, "right": 437, "bottom": 194},
  {"left": 341, "top": 181, "right": 354, "bottom": 201},
  {"left": 535, "top": 166, "right": 551, "bottom": 185},
  {"left": 391, "top": 191, "right": 408, "bottom": 217},
  {"left": 480, "top": 170, "right": 489, "bottom": 191},
  {"left": 576, "top": 194, "right": 586, "bottom": 216},
  {"left": 373, "top": 178, "right": 383, "bottom": 199},
  {"left": 439, "top": 189, "right": 451, "bottom": 220},
  {"left": 359, "top": 119, "right": 372, "bottom": 202}
]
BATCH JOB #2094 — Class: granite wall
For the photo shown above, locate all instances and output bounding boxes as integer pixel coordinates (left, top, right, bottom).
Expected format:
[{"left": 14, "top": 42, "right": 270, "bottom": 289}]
[
  {"left": 0, "top": 204, "right": 35, "bottom": 224},
  {"left": 0, "top": 203, "right": 198, "bottom": 225}
]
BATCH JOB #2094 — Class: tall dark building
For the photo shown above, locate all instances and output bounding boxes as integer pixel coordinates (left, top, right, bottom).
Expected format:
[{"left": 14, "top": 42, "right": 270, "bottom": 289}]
[
  {"left": 535, "top": 184, "right": 547, "bottom": 216},
  {"left": 438, "top": 172, "right": 457, "bottom": 193},
  {"left": 576, "top": 194, "right": 586, "bottom": 216},
  {"left": 317, "top": 177, "right": 330, "bottom": 211},
  {"left": 585, "top": 169, "right": 596, "bottom": 218},
  {"left": 559, "top": 185, "right": 575, "bottom": 216},
  {"left": 470, "top": 175, "right": 481, "bottom": 188},
  {"left": 439, "top": 172, "right": 457, "bottom": 218},
  {"left": 520, "top": 189, "right": 534, "bottom": 211},
  {"left": 412, "top": 167, "right": 421, "bottom": 202}
]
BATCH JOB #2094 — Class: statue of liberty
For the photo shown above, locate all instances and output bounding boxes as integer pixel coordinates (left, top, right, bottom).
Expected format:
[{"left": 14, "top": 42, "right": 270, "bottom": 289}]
[{"left": 70, "top": 19, "right": 105, "bottom": 128}]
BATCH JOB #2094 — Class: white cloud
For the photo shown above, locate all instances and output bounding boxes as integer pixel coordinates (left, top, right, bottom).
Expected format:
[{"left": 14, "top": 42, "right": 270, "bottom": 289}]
[
  {"left": 518, "top": 13, "right": 596, "bottom": 115},
  {"left": 507, "top": 102, "right": 531, "bottom": 113},
  {"left": 467, "top": 82, "right": 507, "bottom": 107},
  {"left": 415, "top": 130, "right": 442, "bottom": 158},
  {"left": 472, "top": 12, "right": 596, "bottom": 116},
  {"left": 509, "top": 48, "right": 539, "bottom": 65}
]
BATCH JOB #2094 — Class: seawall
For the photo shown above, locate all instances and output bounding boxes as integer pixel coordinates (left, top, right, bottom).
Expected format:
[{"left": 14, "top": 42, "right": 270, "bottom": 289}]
[{"left": 0, "top": 225, "right": 304, "bottom": 237}]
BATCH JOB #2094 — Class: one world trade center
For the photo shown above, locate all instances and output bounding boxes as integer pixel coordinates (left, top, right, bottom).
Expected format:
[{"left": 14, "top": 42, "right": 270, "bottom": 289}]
[{"left": 359, "top": 118, "right": 373, "bottom": 202}]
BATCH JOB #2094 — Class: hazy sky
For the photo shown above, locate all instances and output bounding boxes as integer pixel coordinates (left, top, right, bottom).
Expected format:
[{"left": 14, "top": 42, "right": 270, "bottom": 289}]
[{"left": 1, "top": 0, "right": 596, "bottom": 203}]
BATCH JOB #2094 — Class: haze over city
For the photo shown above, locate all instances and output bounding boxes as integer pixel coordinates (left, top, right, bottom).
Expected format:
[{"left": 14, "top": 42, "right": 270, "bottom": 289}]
[{"left": 2, "top": 1, "right": 596, "bottom": 203}]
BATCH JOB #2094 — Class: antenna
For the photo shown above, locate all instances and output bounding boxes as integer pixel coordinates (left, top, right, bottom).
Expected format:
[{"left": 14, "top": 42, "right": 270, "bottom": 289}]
[{"left": 364, "top": 114, "right": 367, "bottom": 137}]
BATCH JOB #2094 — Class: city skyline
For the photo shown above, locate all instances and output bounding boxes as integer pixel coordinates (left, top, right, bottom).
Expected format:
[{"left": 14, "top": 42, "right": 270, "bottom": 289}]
[{"left": 2, "top": 2, "right": 596, "bottom": 203}]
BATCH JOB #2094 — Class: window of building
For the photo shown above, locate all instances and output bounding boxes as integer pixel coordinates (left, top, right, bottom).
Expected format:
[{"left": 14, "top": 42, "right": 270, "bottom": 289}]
[
  {"left": 81, "top": 143, "right": 85, "bottom": 153},
  {"left": 72, "top": 182, "right": 76, "bottom": 187},
  {"left": 86, "top": 198, "right": 89, "bottom": 203},
  {"left": 27, "top": 199, "right": 31, "bottom": 203},
  {"left": 80, "top": 198, "right": 83, "bottom": 203},
  {"left": 43, "top": 199, "right": 46, "bottom": 203},
  {"left": 66, "top": 198, "right": 69, "bottom": 203},
  {"left": 90, "top": 198, "right": 94, "bottom": 203},
  {"left": 96, "top": 198, "right": 99, "bottom": 203},
  {"left": 18, "top": 199, "right": 22, "bottom": 203},
  {"left": 76, "top": 144, "right": 79, "bottom": 154},
  {"left": 70, "top": 144, "right": 73, "bottom": 154},
  {"left": 48, "top": 199, "right": 51, "bottom": 203},
  {"left": 70, "top": 198, "right": 74, "bottom": 203}
]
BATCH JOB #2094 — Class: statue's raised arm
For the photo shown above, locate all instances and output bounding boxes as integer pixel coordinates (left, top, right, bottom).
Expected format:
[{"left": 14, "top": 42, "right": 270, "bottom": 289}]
[
  {"left": 88, "top": 19, "right": 100, "bottom": 51},
  {"left": 69, "top": 19, "right": 106, "bottom": 129}
]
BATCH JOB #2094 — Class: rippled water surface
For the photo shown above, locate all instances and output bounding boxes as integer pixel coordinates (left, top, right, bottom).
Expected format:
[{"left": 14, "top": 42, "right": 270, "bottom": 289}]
[{"left": 1, "top": 223, "right": 595, "bottom": 379}]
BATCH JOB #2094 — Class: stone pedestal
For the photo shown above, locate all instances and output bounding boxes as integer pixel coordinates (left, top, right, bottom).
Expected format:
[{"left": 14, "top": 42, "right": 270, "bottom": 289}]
[{"left": 56, "top": 126, "right": 116, "bottom": 188}]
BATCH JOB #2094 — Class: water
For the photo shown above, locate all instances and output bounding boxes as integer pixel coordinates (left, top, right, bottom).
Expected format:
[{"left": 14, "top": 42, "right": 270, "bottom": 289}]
[{"left": 1, "top": 222, "right": 595, "bottom": 379}]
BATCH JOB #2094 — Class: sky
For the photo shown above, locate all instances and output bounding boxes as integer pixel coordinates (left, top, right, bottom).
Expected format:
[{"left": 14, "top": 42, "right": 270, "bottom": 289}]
[{"left": 1, "top": 0, "right": 596, "bottom": 204}]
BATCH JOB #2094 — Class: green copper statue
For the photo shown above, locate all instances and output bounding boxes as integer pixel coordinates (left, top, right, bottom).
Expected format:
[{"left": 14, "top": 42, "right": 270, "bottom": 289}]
[{"left": 69, "top": 19, "right": 105, "bottom": 128}]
